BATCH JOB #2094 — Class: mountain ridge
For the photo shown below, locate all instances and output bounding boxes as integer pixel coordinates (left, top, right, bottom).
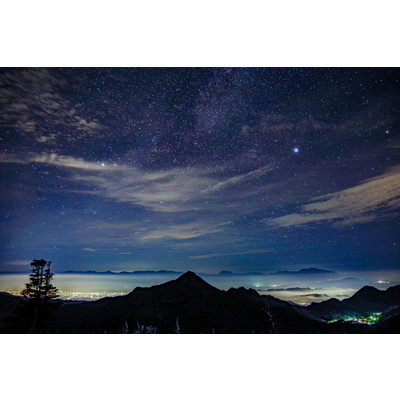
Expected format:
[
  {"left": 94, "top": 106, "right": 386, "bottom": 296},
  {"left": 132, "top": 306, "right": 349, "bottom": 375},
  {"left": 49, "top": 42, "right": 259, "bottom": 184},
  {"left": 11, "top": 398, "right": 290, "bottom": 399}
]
[
  {"left": 305, "top": 284, "right": 400, "bottom": 319},
  {"left": 1, "top": 272, "right": 400, "bottom": 333},
  {"left": 60, "top": 267, "right": 336, "bottom": 276},
  {"left": 0, "top": 267, "right": 335, "bottom": 276}
]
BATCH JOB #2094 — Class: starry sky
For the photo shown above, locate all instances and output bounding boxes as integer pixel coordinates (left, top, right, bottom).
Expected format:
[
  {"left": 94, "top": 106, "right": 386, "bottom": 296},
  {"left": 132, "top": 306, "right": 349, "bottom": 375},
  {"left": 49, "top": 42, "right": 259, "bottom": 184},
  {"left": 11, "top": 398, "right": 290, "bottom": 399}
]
[{"left": 1, "top": 67, "right": 399, "bottom": 274}]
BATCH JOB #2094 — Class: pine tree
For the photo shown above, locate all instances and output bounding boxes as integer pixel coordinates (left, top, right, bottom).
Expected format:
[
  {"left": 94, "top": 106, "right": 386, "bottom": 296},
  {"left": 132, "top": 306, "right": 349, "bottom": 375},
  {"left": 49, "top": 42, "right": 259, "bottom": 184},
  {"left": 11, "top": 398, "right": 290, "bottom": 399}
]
[
  {"left": 21, "top": 259, "right": 59, "bottom": 302},
  {"left": 18, "top": 259, "right": 59, "bottom": 333}
]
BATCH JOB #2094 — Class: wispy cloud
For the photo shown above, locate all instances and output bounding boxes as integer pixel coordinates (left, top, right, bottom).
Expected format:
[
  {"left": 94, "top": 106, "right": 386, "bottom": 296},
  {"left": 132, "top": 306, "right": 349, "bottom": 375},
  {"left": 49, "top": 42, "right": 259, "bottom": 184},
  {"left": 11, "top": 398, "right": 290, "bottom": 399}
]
[
  {"left": 72, "top": 166, "right": 215, "bottom": 213},
  {"left": 189, "top": 248, "right": 276, "bottom": 259},
  {"left": 139, "top": 222, "right": 229, "bottom": 241},
  {"left": 79, "top": 218, "right": 231, "bottom": 245},
  {"left": 31, "top": 153, "right": 126, "bottom": 171},
  {"left": 66, "top": 157, "right": 278, "bottom": 214},
  {"left": 267, "top": 166, "right": 400, "bottom": 228},
  {"left": 0, "top": 151, "right": 279, "bottom": 227},
  {"left": 3, "top": 260, "right": 32, "bottom": 266},
  {"left": 0, "top": 152, "right": 127, "bottom": 172},
  {"left": 201, "top": 164, "right": 275, "bottom": 194}
]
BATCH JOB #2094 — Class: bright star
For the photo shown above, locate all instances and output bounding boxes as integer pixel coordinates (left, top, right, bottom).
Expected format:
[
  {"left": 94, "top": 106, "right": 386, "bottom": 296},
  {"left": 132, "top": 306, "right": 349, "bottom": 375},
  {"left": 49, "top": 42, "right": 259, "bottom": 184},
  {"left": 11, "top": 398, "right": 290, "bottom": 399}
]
[{"left": 293, "top": 147, "right": 300, "bottom": 154}]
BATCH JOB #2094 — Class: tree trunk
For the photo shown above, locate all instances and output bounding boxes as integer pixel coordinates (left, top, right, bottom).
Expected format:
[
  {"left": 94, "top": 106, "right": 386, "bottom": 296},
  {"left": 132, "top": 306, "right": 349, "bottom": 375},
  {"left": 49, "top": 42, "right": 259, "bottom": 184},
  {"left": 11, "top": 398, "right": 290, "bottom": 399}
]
[{"left": 29, "top": 306, "right": 39, "bottom": 334}]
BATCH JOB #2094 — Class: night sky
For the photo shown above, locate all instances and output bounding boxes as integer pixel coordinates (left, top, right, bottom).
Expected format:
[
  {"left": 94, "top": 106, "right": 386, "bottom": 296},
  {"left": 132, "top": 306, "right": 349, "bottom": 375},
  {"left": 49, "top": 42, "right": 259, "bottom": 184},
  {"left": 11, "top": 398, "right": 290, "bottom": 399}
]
[{"left": 1, "top": 67, "right": 399, "bottom": 274}]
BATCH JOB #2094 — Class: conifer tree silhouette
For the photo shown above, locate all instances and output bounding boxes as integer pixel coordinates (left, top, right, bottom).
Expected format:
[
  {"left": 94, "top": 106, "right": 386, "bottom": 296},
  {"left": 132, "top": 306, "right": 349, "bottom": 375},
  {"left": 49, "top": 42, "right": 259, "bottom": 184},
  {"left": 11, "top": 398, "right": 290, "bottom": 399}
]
[
  {"left": 21, "top": 259, "right": 59, "bottom": 301},
  {"left": 20, "top": 259, "right": 59, "bottom": 333}
]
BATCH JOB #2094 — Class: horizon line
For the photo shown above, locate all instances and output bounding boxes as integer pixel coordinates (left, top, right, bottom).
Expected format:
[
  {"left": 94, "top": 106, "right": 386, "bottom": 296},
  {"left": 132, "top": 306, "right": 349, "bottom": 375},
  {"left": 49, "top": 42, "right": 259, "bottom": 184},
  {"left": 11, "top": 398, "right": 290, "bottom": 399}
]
[{"left": 0, "top": 267, "right": 340, "bottom": 275}]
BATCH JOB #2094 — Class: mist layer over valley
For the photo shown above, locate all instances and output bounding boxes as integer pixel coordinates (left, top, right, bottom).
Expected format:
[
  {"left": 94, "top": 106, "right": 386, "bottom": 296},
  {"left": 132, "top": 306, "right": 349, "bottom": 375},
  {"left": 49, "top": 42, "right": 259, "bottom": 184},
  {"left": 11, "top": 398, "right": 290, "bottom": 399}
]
[{"left": 2, "top": 269, "right": 399, "bottom": 304}]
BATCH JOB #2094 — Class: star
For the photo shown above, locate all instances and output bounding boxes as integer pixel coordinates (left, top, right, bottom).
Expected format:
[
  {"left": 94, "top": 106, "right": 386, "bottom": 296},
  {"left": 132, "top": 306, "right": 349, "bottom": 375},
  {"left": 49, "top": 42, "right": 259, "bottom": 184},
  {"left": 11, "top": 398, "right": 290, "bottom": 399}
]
[{"left": 0, "top": 67, "right": 399, "bottom": 279}]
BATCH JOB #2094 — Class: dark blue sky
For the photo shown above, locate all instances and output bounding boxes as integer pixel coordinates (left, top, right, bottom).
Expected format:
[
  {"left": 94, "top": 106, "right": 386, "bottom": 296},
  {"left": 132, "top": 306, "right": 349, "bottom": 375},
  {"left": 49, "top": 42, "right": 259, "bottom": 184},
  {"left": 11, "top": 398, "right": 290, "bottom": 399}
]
[{"left": 1, "top": 67, "right": 399, "bottom": 274}]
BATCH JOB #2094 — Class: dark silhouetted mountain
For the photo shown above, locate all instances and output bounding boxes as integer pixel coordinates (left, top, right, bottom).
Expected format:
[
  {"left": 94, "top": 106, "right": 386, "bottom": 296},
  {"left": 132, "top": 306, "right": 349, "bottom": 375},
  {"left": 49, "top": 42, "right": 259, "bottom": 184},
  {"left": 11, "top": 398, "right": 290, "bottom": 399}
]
[
  {"left": 302, "top": 298, "right": 345, "bottom": 320},
  {"left": 342, "top": 285, "right": 400, "bottom": 311},
  {"left": 345, "top": 286, "right": 382, "bottom": 303},
  {"left": 1, "top": 273, "right": 399, "bottom": 334},
  {"left": 306, "top": 285, "right": 400, "bottom": 320},
  {"left": 375, "top": 306, "right": 400, "bottom": 333},
  {"left": 130, "top": 270, "right": 218, "bottom": 299},
  {"left": 0, "top": 292, "right": 28, "bottom": 333},
  {"left": 48, "top": 271, "right": 277, "bottom": 334},
  {"left": 269, "top": 268, "right": 337, "bottom": 276},
  {"left": 1, "top": 272, "right": 323, "bottom": 333},
  {"left": 0, "top": 292, "right": 25, "bottom": 321}
]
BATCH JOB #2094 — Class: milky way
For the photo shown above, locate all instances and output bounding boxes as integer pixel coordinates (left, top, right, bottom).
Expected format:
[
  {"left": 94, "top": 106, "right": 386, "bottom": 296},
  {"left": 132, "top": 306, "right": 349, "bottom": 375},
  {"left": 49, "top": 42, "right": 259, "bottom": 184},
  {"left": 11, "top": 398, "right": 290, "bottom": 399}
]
[{"left": 1, "top": 67, "right": 399, "bottom": 274}]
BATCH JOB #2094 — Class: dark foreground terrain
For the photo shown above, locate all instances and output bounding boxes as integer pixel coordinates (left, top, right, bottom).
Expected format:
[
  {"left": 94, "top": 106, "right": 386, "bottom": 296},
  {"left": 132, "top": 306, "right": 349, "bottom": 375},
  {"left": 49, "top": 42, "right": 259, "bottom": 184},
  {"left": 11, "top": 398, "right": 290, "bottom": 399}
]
[{"left": 1, "top": 271, "right": 400, "bottom": 334}]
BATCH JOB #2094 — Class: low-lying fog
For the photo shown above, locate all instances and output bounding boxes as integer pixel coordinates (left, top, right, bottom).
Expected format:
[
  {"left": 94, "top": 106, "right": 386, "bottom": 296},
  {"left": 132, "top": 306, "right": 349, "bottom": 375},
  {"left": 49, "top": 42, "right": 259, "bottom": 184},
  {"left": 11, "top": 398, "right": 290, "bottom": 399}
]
[{"left": 1, "top": 271, "right": 399, "bottom": 305}]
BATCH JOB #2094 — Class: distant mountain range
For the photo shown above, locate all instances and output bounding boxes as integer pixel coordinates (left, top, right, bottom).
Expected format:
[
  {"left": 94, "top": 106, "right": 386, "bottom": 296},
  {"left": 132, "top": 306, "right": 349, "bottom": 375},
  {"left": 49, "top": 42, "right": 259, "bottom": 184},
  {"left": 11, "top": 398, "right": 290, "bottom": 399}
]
[
  {"left": 61, "top": 269, "right": 183, "bottom": 275},
  {"left": 1, "top": 271, "right": 399, "bottom": 334},
  {"left": 0, "top": 267, "right": 336, "bottom": 276},
  {"left": 60, "top": 267, "right": 336, "bottom": 276},
  {"left": 217, "top": 270, "right": 264, "bottom": 276}
]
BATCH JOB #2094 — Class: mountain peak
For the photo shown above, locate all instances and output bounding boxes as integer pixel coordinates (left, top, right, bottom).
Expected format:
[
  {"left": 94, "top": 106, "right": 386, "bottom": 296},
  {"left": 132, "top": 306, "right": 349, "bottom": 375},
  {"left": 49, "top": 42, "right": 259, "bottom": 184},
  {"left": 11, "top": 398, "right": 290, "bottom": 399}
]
[
  {"left": 176, "top": 271, "right": 211, "bottom": 286},
  {"left": 177, "top": 270, "right": 199, "bottom": 279},
  {"left": 347, "top": 285, "right": 381, "bottom": 301}
]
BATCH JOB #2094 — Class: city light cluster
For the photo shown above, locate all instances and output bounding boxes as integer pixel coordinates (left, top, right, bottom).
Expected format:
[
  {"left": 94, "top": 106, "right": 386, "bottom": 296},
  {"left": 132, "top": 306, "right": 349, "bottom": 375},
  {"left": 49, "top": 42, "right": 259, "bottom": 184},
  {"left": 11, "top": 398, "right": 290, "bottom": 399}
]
[
  {"left": 58, "top": 290, "right": 128, "bottom": 301},
  {"left": 329, "top": 312, "right": 382, "bottom": 325}
]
